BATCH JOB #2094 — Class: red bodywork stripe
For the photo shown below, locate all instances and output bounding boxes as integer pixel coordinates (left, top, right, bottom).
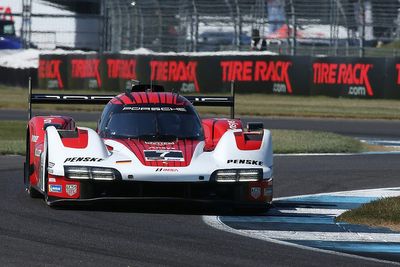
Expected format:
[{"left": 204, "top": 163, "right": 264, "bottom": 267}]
[
  {"left": 133, "top": 93, "right": 142, "bottom": 104},
  {"left": 234, "top": 132, "right": 263, "bottom": 150},
  {"left": 61, "top": 129, "right": 89, "bottom": 148},
  {"left": 139, "top": 92, "right": 148, "bottom": 104},
  {"left": 149, "top": 93, "right": 159, "bottom": 104},
  {"left": 116, "top": 139, "right": 199, "bottom": 167}
]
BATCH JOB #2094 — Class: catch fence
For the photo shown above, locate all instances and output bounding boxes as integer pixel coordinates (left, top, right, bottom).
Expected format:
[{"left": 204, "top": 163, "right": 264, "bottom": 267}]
[{"left": 102, "top": 0, "right": 400, "bottom": 56}]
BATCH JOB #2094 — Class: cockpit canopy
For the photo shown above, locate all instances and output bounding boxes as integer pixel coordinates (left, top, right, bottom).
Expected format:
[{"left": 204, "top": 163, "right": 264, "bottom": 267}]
[{"left": 98, "top": 101, "right": 204, "bottom": 141}]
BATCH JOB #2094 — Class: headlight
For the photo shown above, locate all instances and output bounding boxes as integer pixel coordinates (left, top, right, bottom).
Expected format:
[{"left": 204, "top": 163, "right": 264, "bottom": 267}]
[
  {"left": 237, "top": 169, "right": 262, "bottom": 181},
  {"left": 64, "top": 166, "right": 119, "bottom": 180},
  {"left": 214, "top": 169, "right": 262, "bottom": 182},
  {"left": 64, "top": 166, "right": 90, "bottom": 179},
  {"left": 215, "top": 170, "right": 238, "bottom": 182}
]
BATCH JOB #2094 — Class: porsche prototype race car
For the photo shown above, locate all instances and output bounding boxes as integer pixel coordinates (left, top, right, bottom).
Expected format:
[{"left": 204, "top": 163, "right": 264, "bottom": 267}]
[{"left": 24, "top": 83, "right": 273, "bottom": 210}]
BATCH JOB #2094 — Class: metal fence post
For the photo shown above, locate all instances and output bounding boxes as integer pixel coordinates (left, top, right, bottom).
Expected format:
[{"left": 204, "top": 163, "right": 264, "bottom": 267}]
[{"left": 289, "top": 0, "right": 296, "bottom": 56}]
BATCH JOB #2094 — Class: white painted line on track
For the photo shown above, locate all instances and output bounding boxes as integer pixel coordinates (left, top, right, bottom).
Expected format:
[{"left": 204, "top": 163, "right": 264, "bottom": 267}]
[
  {"left": 275, "top": 187, "right": 400, "bottom": 199},
  {"left": 242, "top": 230, "right": 400, "bottom": 243},
  {"left": 270, "top": 208, "right": 345, "bottom": 215}
]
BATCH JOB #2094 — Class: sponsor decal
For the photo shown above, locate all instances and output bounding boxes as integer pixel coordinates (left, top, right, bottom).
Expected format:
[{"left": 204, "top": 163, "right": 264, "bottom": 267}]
[
  {"left": 145, "top": 141, "right": 175, "bottom": 146},
  {"left": 148, "top": 147, "right": 175, "bottom": 150},
  {"left": 122, "top": 106, "right": 187, "bottom": 112},
  {"left": 250, "top": 187, "right": 262, "bottom": 199},
  {"left": 227, "top": 159, "right": 263, "bottom": 166},
  {"left": 39, "top": 59, "right": 63, "bottom": 89},
  {"left": 34, "top": 148, "right": 42, "bottom": 157},
  {"left": 48, "top": 177, "right": 56, "bottom": 182},
  {"left": 0, "top": 6, "right": 13, "bottom": 21},
  {"left": 64, "top": 157, "right": 103, "bottom": 163},
  {"left": 144, "top": 150, "right": 184, "bottom": 161},
  {"left": 145, "top": 141, "right": 176, "bottom": 150},
  {"left": 66, "top": 184, "right": 78, "bottom": 196},
  {"left": 150, "top": 60, "right": 199, "bottom": 92},
  {"left": 227, "top": 119, "right": 239, "bottom": 130},
  {"left": 71, "top": 59, "right": 101, "bottom": 88},
  {"left": 49, "top": 184, "right": 62, "bottom": 193},
  {"left": 107, "top": 59, "right": 137, "bottom": 79},
  {"left": 47, "top": 162, "right": 55, "bottom": 174},
  {"left": 155, "top": 168, "right": 178, "bottom": 172},
  {"left": 220, "top": 60, "right": 293, "bottom": 93},
  {"left": 44, "top": 118, "right": 53, "bottom": 124},
  {"left": 31, "top": 135, "right": 39, "bottom": 143},
  {"left": 313, "top": 63, "right": 373, "bottom": 96},
  {"left": 115, "top": 160, "right": 132, "bottom": 164}
]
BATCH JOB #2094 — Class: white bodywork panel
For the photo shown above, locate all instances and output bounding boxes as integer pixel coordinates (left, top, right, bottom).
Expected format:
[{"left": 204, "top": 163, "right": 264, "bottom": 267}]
[{"left": 46, "top": 126, "right": 273, "bottom": 182}]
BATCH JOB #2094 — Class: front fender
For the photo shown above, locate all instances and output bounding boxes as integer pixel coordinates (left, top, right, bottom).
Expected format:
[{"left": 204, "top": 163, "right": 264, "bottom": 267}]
[
  {"left": 212, "top": 129, "right": 273, "bottom": 169},
  {"left": 46, "top": 126, "right": 110, "bottom": 176}
]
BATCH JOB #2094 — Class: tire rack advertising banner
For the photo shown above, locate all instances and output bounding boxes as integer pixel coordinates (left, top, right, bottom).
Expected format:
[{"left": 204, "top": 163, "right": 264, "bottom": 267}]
[
  {"left": 384, "top": 57, "right": 400, "bottom": 99},
  {"left": 311, "top": 57, "right": 386, "bottom": 98},
  {"left": 146, "top": 56, "right": 202, "bottom": 93},
  {"left": 38, "top": 53, "right": 311, "bottom": 95},
  {"left": 215, "top": 55, "right": 311, "bottom": 95},
  {"left": 39, "top": 54, "right": 68, "bottom": 89},
  {"left": 38, "top": 53, "right": 400, "bottom": 99}
]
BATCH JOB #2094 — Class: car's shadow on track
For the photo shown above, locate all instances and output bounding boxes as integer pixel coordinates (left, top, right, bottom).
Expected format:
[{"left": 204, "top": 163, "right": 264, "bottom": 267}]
[{"left": 49, "top": 199, "right": 269, "bottom": 216}]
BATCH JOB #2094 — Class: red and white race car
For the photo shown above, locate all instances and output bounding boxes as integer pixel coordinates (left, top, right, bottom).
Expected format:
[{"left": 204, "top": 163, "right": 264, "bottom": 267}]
[{"left": 24, "top": 83, "right": 273, "bottom": 211}]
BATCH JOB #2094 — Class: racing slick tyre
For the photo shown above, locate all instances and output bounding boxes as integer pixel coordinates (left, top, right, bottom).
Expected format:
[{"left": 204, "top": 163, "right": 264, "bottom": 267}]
[
  {"left": 27, "top": 183, "right": 42, "bottom": 199},
  {"left": 25, "top": 129, "right": 42, "bottom": 199},
  {"left": 42, "top": 137, "right": 54, "bottom": 207}
]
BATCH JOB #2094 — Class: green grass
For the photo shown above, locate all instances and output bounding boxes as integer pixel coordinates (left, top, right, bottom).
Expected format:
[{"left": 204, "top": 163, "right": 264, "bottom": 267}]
[
  {"left": 0, "top": 121, "right": 26, "bottom": 155},
  {"left": 4, "top": 85, "right": 400, "bottom": 119},
  {"left": 272, "top": 130, "right": 363, "bottom": 154},
  {"left": 336, "top": 197, "right": 400, "bottom": 231},
  {"left": 0, "top": 120, "right": 367, "bottom": 155}
]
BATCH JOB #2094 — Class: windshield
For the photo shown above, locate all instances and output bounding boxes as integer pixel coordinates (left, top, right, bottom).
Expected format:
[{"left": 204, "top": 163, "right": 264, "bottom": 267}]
[{"left": 99, "top": 105, "right": 204, "bottom": 141}]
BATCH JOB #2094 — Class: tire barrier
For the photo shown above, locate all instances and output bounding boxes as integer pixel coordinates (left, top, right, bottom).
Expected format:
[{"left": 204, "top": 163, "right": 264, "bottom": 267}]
[{"left": 36, "top": 53, "right": 400, "bottom": 99}]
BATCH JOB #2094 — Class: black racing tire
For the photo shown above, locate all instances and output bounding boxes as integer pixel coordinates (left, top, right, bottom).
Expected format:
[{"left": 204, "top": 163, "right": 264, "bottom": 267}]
[
  {"left": 25, "top": 129, "right": 42, "bottom": 199},
  {"left": 43, "top": 135, "right": 55, "bottom": 208},
  {"left": 28, "top": 185, "right": 42, "bottom": 199},
  {"left": 24, "top": 129, "right": 30, "bottom": 188}
]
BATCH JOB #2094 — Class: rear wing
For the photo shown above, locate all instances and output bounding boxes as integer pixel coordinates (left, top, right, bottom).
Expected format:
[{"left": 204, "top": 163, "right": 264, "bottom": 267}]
[{"left": 28, "top": 79, "right": 236, "bottom": 119}]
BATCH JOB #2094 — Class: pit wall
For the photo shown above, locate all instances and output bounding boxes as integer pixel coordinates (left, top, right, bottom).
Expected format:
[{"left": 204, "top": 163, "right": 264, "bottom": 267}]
[{"left": 38, "top": 53, "right": 400, "bottom": 99}]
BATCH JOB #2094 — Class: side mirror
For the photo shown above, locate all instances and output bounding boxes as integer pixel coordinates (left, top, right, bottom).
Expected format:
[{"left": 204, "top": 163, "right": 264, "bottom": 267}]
[{"left": 247, "top": 122, "right": 264, "bottom": 132}]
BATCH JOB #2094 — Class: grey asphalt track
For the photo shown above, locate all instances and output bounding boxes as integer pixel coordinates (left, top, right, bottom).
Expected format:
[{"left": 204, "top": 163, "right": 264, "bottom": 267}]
[
  {"left": 2, "top": 154, "right": 399, "bottom": 266},
  {"left": 2, "top": 109, "right": 400, "bottom": 265}
]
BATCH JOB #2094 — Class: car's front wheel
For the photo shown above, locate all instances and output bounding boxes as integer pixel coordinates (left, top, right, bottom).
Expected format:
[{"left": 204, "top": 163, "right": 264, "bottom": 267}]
[{"left": 25, "top": 129, "right": 42, "bottom": 199}]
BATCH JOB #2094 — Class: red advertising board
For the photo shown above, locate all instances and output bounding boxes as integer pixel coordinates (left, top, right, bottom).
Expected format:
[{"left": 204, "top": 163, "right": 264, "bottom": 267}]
[{"left": 36, "top": 53, "right": 400, "bottom": 99}]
